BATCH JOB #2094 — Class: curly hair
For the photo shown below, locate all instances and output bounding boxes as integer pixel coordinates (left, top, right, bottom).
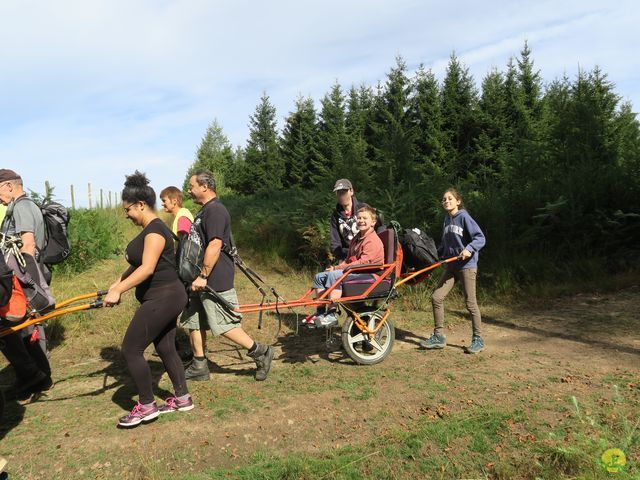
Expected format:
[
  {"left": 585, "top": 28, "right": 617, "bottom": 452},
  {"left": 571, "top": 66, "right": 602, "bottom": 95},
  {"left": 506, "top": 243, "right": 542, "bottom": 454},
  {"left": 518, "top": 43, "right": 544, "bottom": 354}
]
[{"left": 122, "top": 171, "right": 156, "bottom": 209}]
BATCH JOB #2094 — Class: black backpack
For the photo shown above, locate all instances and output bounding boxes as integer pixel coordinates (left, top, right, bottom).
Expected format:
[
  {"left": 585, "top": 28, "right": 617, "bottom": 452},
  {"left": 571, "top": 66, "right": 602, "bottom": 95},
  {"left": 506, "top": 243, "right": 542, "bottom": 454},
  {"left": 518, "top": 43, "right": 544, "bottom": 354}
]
[
  {"left": 5, "top": 196, "right": 71, "bottom": 265},
  {"left": 0, "top": 254, "right": 12, "bottom": 307},
  {"left": 173, "top": 214, "right": 206, "bottom": 284},
  {"left": 400, "top": 227, "right": 439, "bottom": 272},
  {"left": 172, "top": 214, "right": 239, "bottom": 286}
]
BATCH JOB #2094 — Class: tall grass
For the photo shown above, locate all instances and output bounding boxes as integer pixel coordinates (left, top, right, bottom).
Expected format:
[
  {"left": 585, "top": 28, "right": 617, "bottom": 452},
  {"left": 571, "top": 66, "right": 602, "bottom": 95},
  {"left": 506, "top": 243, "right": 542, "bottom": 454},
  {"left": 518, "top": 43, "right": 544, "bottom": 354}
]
[{"left": 53, "top": 208, "right": 133, "bottom": 275}]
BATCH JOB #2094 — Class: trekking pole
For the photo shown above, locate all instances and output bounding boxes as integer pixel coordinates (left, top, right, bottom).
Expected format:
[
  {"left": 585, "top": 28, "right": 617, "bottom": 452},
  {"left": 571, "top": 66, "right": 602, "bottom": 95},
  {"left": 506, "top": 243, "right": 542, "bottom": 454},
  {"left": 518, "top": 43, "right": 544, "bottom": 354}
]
[{"left": 203, "top": 286, "right": 242, "bottom": 318}]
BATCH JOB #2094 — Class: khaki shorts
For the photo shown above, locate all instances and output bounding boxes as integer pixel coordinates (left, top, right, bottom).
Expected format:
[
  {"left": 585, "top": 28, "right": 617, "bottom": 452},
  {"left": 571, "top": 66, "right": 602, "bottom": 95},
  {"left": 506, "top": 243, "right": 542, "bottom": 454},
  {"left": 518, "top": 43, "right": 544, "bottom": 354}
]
[{"left": 180, "top": 288, "right": 243, "bottom": 336}]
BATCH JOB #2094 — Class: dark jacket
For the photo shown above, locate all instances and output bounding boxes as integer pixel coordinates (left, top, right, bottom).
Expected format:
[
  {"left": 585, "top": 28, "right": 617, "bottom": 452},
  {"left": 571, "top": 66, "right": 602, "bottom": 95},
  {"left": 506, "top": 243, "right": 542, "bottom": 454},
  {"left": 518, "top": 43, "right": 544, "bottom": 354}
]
[{"left": 331, "top": 196, "right": 378, "bottom": 260}]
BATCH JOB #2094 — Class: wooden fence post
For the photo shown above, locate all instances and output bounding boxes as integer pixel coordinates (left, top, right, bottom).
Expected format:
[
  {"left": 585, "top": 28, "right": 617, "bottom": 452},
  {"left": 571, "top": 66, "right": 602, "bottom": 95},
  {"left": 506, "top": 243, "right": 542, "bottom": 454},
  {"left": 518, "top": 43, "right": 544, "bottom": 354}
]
[
  {"left": 88, "top": 183, "right": 92, "bottom": 209},
  {"left": 70, "top": 185, "right": 75, "bottom": 210}
]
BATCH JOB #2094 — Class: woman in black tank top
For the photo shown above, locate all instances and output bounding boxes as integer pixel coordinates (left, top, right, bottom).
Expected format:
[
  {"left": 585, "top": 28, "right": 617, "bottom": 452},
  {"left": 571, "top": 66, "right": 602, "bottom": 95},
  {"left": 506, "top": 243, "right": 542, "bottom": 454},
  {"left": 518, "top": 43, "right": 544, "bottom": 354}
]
[{"left": 104, "top": 172, "right": 193, "bottom": 428}]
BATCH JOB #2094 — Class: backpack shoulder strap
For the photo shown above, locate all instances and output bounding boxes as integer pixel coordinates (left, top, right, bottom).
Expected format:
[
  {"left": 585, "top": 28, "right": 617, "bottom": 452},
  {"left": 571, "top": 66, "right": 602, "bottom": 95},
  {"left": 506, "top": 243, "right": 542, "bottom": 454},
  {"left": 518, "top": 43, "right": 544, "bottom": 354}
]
[{"left": 2, "top": 195, "right": 37, "bottom": 238}]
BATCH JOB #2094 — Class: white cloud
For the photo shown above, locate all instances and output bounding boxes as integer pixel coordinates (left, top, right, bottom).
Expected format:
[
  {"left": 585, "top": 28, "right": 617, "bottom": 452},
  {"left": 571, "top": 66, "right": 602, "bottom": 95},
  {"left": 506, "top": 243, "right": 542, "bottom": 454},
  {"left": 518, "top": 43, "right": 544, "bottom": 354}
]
[{"left": 0, "top": 0, "right": 639, "bottom": 206}]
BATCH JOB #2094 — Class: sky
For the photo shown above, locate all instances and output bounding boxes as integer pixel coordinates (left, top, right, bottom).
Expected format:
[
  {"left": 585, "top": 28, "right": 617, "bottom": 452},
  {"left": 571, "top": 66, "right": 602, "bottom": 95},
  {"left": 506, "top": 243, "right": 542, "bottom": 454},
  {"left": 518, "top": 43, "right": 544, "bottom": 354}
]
[{"left": 1, "top": 0, "right": 639, "bottom": 207}]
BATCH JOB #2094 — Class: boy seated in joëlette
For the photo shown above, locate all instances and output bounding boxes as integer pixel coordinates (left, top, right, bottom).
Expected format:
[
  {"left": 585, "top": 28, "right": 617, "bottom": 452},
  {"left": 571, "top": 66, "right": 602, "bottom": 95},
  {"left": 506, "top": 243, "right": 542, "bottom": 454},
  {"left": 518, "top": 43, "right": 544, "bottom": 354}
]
[{"left": 305, "top": 205, "right": 384, "bottom": 328}]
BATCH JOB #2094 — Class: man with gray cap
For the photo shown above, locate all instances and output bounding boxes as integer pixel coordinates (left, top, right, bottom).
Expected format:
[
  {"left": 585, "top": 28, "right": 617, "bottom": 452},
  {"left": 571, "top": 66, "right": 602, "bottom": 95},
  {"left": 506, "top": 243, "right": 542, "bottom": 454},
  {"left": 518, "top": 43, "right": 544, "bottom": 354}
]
[
  {"left": 0, "top": 169, "right": 52, "bottom": 399},
  {"left": 330, "top": 179, "right": 377, "bottom": 261}
]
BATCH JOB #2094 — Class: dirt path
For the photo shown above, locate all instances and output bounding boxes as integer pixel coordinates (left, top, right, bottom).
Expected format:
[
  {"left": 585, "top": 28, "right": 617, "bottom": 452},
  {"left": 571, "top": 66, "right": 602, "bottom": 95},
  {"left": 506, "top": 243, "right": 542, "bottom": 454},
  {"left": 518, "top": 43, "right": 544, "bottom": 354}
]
[{"left": 1, "top": 285, "right": 638, "bottom": 479}]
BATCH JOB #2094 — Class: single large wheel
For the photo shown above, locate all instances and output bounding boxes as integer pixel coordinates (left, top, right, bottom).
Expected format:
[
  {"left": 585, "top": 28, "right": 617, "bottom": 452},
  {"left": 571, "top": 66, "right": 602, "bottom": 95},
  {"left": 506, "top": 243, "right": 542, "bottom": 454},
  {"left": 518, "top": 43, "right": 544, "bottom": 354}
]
[{"left": 341, "top": 309, "right": 394, "bottom": 365}]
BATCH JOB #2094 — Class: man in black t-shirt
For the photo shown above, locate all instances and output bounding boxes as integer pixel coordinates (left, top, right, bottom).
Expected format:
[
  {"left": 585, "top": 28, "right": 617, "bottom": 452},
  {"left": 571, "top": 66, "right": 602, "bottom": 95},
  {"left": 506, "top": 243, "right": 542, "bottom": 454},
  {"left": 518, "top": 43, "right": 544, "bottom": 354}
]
[{"left": 181, "top": 170, "right": 274, "bottom": 382}]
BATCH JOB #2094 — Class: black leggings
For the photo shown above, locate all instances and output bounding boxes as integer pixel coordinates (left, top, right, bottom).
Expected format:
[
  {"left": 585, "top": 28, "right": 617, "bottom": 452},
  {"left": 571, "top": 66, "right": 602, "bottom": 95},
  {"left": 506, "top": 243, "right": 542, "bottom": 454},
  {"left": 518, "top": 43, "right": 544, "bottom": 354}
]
[{"left": 121, "top": 283, "right": 188, "bottom": 405}]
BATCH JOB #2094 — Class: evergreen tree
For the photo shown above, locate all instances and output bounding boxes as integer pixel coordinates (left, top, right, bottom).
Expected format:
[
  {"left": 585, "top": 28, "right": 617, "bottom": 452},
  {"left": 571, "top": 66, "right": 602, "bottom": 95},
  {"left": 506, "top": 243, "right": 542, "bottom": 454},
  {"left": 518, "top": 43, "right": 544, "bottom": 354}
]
[
  {"left": 317, "top": 82, "right": 347, "bottom": 186},
  {"left": 343, "top": 85, "right": 374, "bottom": 190},
  {"left": 517, "top": 41, "right": 542, "bottom": 118},
  {"left": 366, "top": 56, "right": 416, "bottom": 221},
  {"left": 440, "top": 53, "right": 478, "bottom": 180},
  {"left": 475, "top": 68, "right": 509, "bottom": 185},
  {"left": 280, "top": 96, "right": 320, "bottom": 188},
  {"left": 241, "top": 93, "right": 282, "bottom": 194},
  {"left": 183, "top": 120, "right": 234, "bottom": 193},
  {"left": 407, "top": 65, "right": 446, "bottom": 185}
]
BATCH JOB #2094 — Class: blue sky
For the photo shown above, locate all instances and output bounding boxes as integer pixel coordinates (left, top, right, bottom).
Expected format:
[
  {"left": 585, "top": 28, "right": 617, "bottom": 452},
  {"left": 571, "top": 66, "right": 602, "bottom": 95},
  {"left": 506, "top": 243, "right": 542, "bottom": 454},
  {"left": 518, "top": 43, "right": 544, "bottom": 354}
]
[{"left": 1, "top": 0, "right": 638, "bottom": 207}]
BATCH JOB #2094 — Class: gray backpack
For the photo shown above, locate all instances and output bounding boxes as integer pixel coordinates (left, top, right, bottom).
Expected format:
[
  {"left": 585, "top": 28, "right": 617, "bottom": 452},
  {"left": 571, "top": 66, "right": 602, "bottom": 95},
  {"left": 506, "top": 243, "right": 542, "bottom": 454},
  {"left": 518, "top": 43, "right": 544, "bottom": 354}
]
[{"left": 3, "top": 251, "right": 55, "bottom": 315}]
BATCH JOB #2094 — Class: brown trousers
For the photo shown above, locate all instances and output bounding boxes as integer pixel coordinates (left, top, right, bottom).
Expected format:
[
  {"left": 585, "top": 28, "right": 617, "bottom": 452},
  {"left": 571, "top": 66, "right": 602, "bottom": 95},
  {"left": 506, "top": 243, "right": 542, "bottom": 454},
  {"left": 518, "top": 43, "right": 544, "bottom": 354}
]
[{"left": 431, "top": 268, "right": 482, "bottom": 337}]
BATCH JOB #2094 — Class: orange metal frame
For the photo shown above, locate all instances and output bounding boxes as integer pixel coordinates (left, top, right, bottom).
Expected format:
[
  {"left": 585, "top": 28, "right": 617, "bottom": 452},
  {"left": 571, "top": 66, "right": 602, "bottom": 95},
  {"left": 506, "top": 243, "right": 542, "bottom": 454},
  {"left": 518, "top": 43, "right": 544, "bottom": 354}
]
[
  {"left": 234, "top": 237, "right": 458, "bottom": 315},
  {"left": 0, "top": 291, "right": 106, "bottom": 338}
]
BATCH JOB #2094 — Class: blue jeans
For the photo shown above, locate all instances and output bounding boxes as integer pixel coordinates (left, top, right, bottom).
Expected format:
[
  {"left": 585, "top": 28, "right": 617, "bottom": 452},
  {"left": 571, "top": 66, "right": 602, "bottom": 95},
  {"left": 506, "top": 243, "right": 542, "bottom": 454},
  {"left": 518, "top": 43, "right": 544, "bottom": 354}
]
[
  {"left": 313, "top": 270, "right": 344, "bottom": 290},
  {"left": 313, "top": 271, "right": 378, "bottom": 291}
]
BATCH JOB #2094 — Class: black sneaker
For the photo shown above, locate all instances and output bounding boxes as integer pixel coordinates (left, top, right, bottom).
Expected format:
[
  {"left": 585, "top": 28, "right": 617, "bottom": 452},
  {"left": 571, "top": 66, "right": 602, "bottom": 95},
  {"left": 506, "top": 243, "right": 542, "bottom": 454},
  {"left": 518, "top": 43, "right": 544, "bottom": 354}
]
[
  {"left": 184, "top": 358, "right": 210, "bottom": 381},
  {"left": 248, "top": 344, "right": 274, "bottom": 381}
]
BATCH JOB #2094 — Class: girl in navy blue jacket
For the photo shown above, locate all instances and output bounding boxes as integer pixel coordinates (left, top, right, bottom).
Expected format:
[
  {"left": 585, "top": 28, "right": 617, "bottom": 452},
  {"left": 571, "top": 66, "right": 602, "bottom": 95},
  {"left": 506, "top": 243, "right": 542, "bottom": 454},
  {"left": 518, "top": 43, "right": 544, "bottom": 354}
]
[{"left": 420, "top": 189, "right": 486, "bottom": 354}]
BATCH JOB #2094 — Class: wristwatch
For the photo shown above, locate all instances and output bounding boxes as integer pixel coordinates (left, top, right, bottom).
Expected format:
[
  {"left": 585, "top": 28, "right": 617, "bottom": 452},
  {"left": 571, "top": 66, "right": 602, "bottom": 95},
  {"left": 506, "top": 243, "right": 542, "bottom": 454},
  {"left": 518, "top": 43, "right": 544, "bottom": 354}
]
[{"left": 198, "top": 273, "right": 208, "bottom": 280}]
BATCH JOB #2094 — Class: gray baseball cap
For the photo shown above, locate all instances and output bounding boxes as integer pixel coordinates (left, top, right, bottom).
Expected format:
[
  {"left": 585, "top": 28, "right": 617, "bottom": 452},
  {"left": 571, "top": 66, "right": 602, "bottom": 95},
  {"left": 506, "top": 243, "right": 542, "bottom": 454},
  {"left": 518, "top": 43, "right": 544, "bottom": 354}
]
[{"left": 333, "top": 178, "right": 353, "bottom": 192}]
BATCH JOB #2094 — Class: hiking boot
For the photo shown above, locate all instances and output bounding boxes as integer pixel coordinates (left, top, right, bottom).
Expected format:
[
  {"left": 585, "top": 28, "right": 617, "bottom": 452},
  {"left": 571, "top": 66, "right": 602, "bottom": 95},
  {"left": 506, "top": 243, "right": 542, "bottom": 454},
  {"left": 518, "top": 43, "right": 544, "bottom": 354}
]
[
  {"left": 184, "top": 357, "right": 210, "bottom": 381},
  {"left": 117, "top": 402, "right": 159, "bottom": 427},
  {"left": 159, "top": 395, "right": 194, "bottom": 414},
  {"left": 464, "top": 335, "right": 485, "bottom": 354},
  {"left": 315, "top": 311, "right": 338, "bottom": 328},
  {"left": 4, "top": 371, "right": 53, "bottom": 400},
  {"left": 247, "top": 344, "right": 274, "bottom": 381},
  {"left": 419, "top": 332, "right": 446, "bottom": 350}
]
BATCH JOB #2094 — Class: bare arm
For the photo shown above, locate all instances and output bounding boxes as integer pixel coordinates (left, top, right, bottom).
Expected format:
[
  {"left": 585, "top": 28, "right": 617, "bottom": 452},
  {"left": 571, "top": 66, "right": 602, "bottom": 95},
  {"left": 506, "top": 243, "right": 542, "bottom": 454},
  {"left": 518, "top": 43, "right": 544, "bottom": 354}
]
[
  {"left": 120, "top": 265, "right": 136, "bottom": 281},
  {"left": 19, "top": 231, "right": 37, "bottom": 257},
  {"left": 191, "top": 238, "right": 223, "bottom": 291}
]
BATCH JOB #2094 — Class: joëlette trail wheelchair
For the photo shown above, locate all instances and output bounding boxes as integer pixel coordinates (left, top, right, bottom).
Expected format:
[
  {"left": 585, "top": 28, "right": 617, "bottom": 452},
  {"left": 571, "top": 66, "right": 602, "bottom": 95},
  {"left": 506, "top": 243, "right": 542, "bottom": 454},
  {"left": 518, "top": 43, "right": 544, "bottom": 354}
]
[{"left": 223, "top": 227, "right": 457, "bottom": 365}]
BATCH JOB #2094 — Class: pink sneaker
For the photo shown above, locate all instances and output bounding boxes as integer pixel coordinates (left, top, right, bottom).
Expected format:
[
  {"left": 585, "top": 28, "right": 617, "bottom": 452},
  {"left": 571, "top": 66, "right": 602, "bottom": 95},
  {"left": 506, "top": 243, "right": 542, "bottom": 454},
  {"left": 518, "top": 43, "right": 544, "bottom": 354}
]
[
  {"left": 117, "top": 402, "right": 159, "bottom": 427},
  {"left": 159, "top": 395, "right": 194, "bottom": 414}
]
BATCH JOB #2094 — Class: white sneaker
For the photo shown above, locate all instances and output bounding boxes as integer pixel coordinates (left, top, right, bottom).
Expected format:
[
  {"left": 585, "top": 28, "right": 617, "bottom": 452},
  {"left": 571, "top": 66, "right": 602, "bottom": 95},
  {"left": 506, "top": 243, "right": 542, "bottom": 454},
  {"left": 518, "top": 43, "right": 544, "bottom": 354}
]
[{"left": 315, "top": 311, "right": 338, "bottom": 328}]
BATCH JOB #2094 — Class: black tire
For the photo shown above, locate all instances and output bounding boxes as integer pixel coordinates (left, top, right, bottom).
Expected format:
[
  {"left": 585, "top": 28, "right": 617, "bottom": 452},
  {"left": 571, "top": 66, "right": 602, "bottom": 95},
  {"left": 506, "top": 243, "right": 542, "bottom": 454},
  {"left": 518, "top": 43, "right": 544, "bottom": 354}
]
[{"left": 341, "top": 309, "right": 394, "bottom": 365}]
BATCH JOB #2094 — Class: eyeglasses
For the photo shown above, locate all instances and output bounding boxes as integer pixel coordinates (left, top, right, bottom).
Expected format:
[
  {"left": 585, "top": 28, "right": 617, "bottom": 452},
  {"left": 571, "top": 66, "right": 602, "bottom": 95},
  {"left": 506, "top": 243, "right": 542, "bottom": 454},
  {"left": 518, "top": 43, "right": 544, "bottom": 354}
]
[{"left": 123, "top": 203, "right": 139, "bottom": 213}]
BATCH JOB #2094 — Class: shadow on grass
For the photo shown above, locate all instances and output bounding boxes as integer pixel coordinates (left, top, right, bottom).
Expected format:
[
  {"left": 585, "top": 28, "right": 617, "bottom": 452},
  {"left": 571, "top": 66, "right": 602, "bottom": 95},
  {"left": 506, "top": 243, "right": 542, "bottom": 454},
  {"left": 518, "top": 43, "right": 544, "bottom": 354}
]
[
  {"left": 455, "top": 310, "right": 640, "bottom": 356},
  {"left": 37, "top": 346, "right": 175, "bottom": 410},
  {"left": 0, "top": 366, "right": 26, "bottom": 442},
  {"left": 268, "top": 312, "right": 363, "bottom": 365}
]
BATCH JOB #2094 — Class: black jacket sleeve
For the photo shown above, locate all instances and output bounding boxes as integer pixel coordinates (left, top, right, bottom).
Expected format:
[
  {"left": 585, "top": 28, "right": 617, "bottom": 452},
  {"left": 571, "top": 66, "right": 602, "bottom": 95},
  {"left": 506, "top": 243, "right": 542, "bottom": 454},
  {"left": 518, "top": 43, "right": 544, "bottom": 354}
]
[{"left": 330, "top": 211, "right": 348, "bottom": 260}]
